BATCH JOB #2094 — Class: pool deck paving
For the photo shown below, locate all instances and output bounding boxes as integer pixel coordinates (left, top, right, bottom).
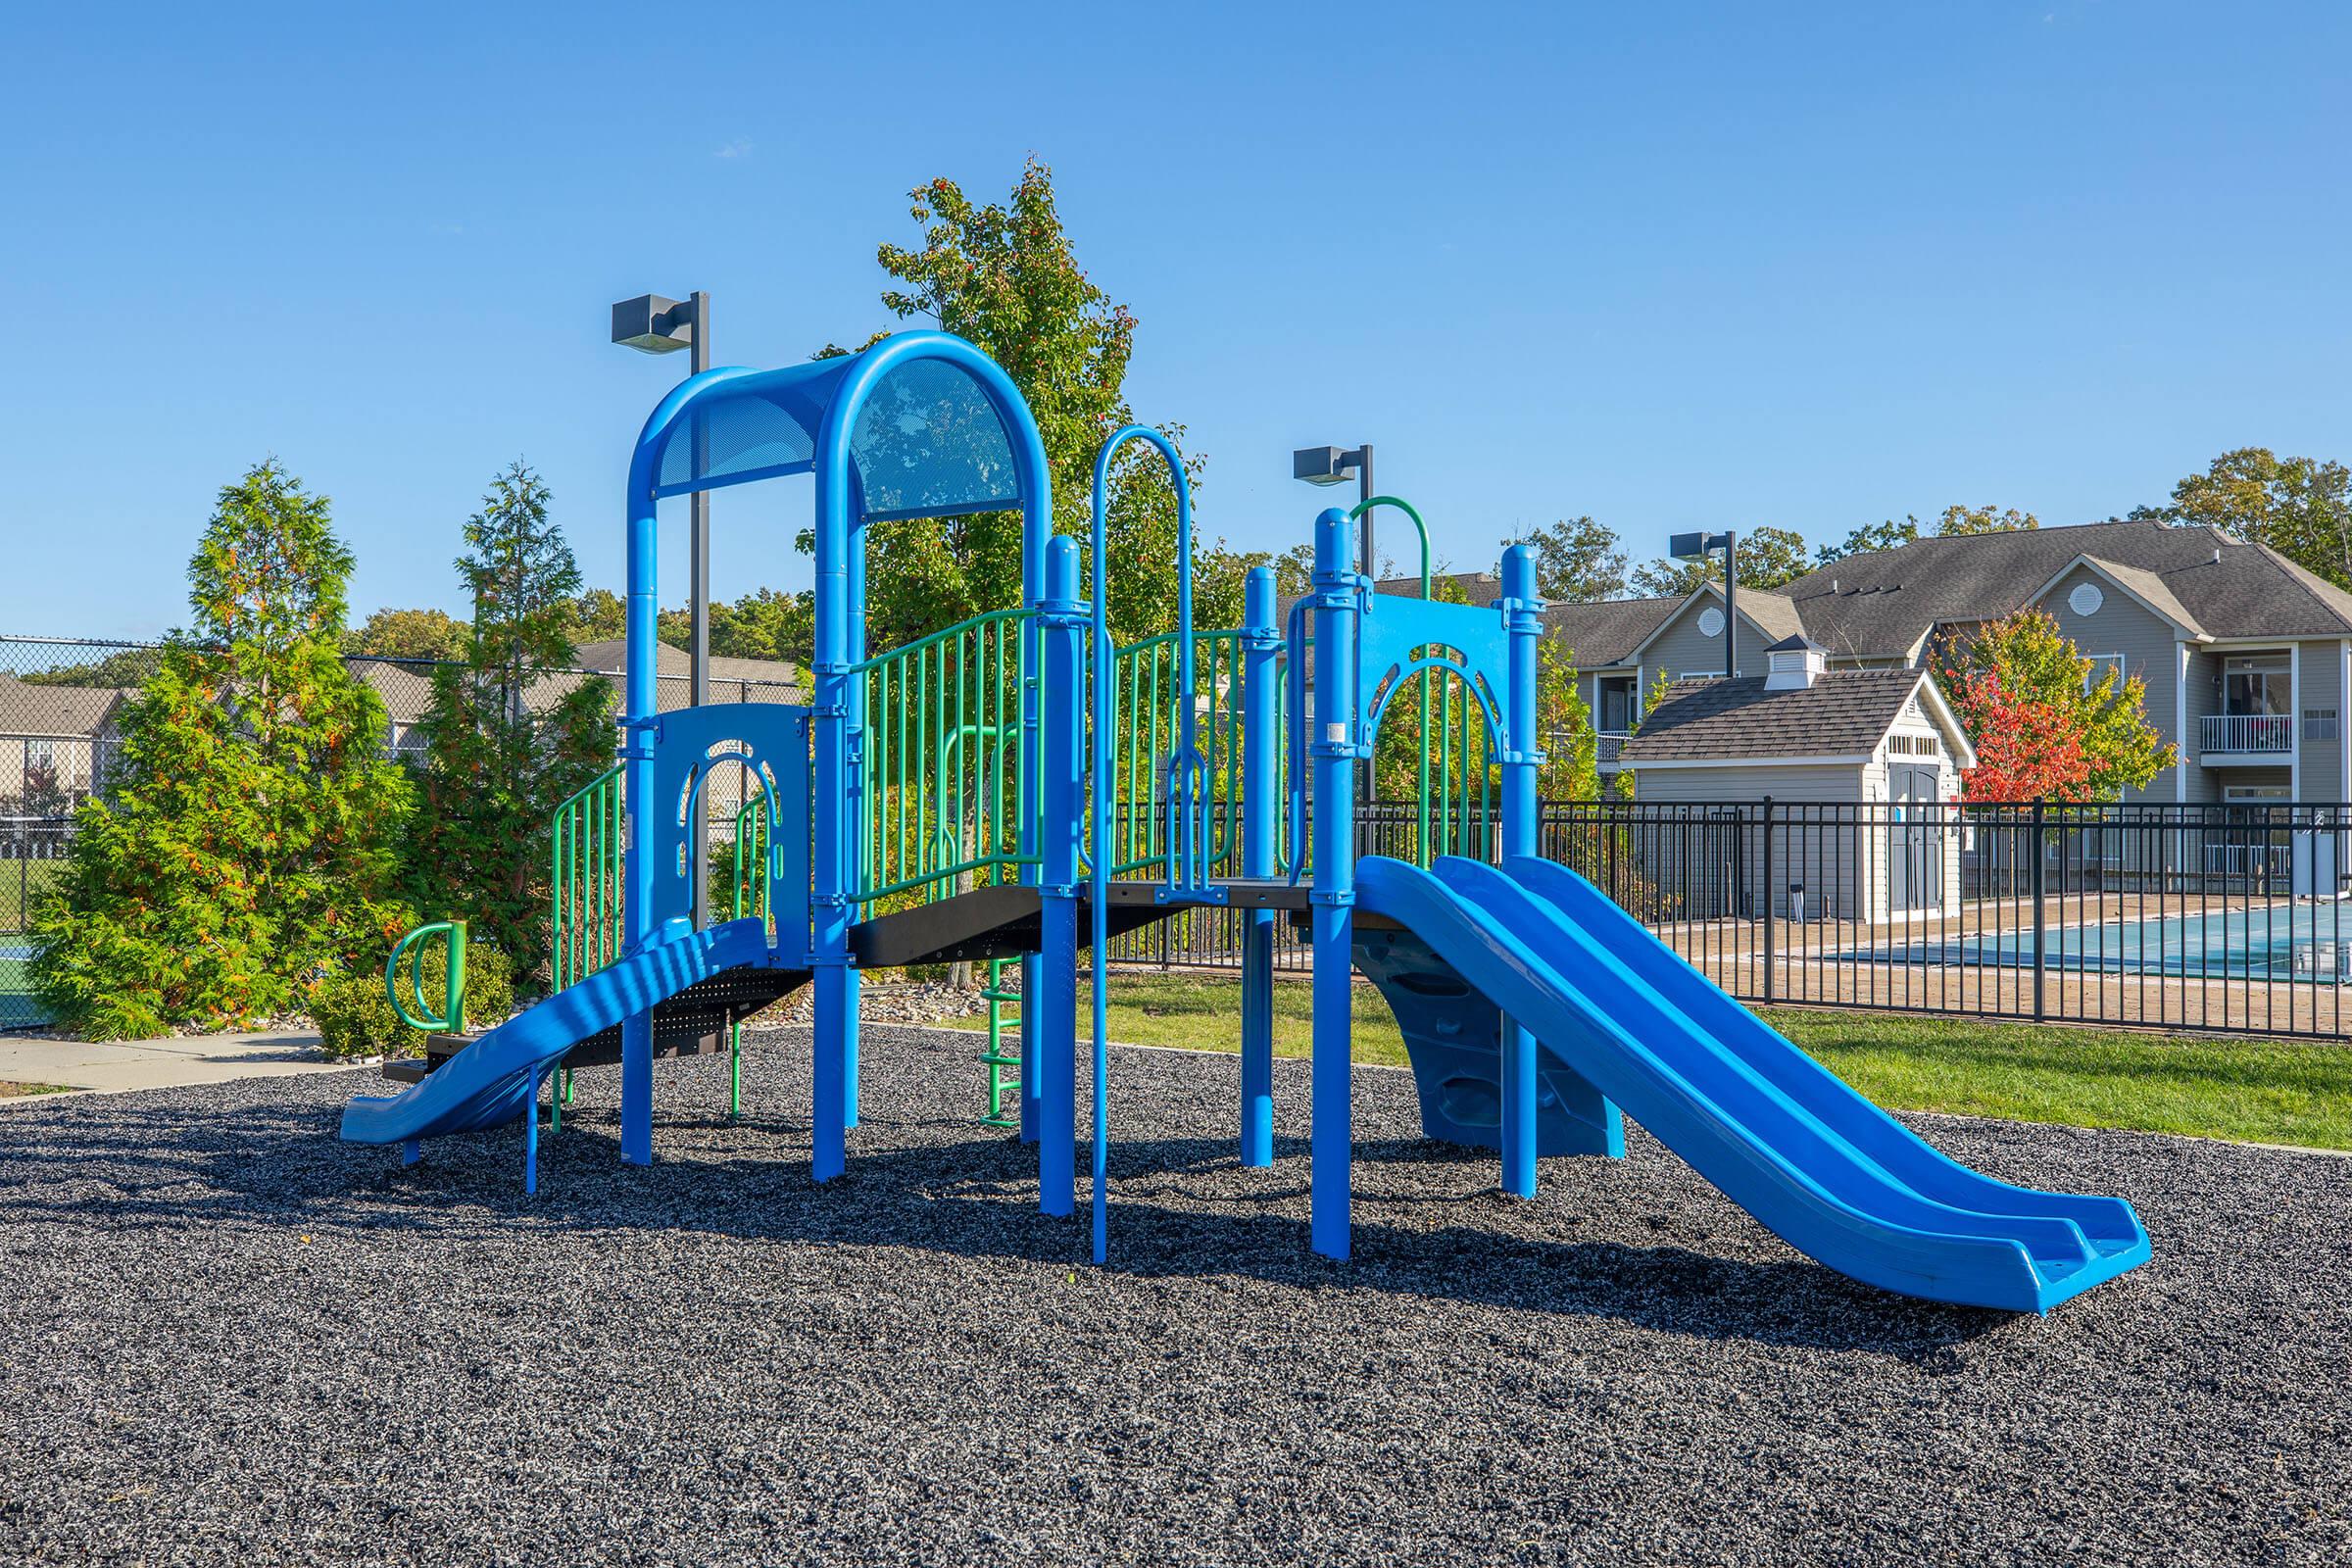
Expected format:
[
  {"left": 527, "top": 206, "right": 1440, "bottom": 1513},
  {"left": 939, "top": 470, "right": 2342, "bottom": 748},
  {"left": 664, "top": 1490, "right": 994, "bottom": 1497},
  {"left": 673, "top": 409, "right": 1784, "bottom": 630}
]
[{"left": 0, "top": 1027, "right": 363, "bottom": 1099}]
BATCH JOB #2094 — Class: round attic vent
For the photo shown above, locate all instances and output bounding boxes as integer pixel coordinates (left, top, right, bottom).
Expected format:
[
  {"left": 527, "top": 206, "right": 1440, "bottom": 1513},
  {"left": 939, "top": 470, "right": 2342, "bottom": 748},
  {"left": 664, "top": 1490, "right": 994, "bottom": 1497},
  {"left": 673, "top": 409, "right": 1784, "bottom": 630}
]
[
  {"left": 1697, "top": 606, "right": 1725, "bottom": 638},
  {"left": 2068, "top": 582, "right": 2104, "bottom": 617}
]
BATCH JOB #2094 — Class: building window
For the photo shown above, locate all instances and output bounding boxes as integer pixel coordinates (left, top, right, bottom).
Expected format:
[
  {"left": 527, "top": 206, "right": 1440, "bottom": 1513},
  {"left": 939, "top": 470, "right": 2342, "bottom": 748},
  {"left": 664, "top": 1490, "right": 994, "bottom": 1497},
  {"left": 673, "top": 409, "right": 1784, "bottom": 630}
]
[
  {"left": 2083, "top": 653, "right": 2123, "bottom": 692},
  {"left": 2306, "top": 709, "right": 2338, "bottom": 741},
  {"left": 2223, "top": 653, "right": 2290, "bottom": 715},
  {"left": 1596, "top": 676, "right": 1637, "bottom": 734},
  {"left": 23, "top": 739, "right": 55, "bottom": 787}
]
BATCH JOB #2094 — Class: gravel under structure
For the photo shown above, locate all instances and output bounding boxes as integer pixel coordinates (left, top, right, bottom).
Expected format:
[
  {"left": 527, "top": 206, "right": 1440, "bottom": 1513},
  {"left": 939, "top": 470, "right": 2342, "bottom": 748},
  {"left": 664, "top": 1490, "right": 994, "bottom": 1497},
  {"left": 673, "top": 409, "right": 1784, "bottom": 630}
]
[{"left": 0, "top": 1023, "right": 2344, "bottom": 1566}]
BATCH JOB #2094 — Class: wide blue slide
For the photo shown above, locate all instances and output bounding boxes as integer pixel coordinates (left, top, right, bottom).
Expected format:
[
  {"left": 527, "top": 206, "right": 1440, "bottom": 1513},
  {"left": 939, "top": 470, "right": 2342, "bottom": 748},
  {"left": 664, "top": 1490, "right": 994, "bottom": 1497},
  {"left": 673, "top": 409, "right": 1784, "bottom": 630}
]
[
  {"left": 1353, "top": 855, "right": 2151, "bottom": 1312},
  {"left": 340, "top": 916, "right": 771, "bottom": 1150}
]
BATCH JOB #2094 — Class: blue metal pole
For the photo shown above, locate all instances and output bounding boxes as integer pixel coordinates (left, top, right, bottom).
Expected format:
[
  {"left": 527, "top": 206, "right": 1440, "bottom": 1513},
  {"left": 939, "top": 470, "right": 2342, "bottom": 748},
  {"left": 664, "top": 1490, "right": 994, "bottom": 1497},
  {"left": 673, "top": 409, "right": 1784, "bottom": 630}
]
[
  {"left": 619, "top": 425, "right": 663, "bottom": 1168},
  {"left": 1239, "top": 565, "right": 1279, "bottom": 1168},
  {"left": 1309, "top": 507, "right": 1359, "bottom": 1260},
  {"left": 1038, "top": 536, "right": 1085, "bottom": 1219},
  {"left": 1498, "top": 544, "right": 1543, "bottom": 1200},
  {"left": 811, "top": 415, "right": 856, "bottom": 1186}
]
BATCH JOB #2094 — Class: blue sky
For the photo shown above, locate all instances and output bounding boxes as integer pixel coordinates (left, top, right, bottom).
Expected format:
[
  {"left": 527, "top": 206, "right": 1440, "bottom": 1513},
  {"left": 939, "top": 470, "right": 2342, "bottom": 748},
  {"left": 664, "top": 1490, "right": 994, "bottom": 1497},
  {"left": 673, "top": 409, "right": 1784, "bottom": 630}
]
[{"left": 3, "top": 1, "right": 2347, "bottom": 639}]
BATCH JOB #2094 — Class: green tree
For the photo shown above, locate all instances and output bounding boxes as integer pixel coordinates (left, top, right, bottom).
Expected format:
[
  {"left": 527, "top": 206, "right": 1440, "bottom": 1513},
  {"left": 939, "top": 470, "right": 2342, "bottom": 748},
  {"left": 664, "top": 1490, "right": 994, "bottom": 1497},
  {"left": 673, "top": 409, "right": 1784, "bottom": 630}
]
[
  {"left": 1936, "top": 503, "right": 2039, "bottom": 537},
  {"left": 816, "top": 159, "right": 1206, "bottom": 651},
  {"left": 345, "top": 606, "right": 469, "bottom": 660},
  {"left": 1630, "top": 525, "right": 1810, "bottom": 596},
  {"left": 21, "top": 646, "right": 167, "bottom": 689},
  {"left": 1524, "top": 516, "right": 1627, "bottom": 602},
  {"left": 564, "top": 588, "right": 628, "bottom": 645},
  {"left": 654, "top": 586, "right": 816, "bottom": 669},
  {"left": 404, "top": 463, "right": 614, "bottom": 982},
  {"left": 30, "top": 462, "right": 416, "bottom": 1038},
  {"left": 2167, "top": 447, "right": 2352, "bottom": 588},
  {"left": 1936, "top": 609, "right": 2172, "bottom": 802},
  {"left": 1817, "top": 515, "right": 1922, "bottom": 564}
]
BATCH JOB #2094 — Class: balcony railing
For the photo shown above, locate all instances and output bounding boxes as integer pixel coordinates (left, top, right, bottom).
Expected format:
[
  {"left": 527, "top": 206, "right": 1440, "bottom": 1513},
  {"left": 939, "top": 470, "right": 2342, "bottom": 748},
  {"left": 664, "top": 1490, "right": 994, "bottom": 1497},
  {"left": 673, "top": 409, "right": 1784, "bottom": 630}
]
[
  {"left": 1596, "top": 732, "right": 1629, "bottom": 767},
  {"left": 2200, "top": 712, "right": 2294, "bottom": 755}
]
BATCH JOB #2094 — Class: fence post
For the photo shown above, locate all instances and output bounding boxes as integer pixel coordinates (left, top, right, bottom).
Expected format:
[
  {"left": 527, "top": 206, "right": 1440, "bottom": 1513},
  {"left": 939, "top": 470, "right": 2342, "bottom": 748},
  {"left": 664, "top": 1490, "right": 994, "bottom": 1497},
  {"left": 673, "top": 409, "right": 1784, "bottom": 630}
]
[
  {"left": 2030, "top": 796, "right": 2046, "bottom": 1023},
  {"left": 1760, "top": 796, "right": 1776, "bottom": 1004}
]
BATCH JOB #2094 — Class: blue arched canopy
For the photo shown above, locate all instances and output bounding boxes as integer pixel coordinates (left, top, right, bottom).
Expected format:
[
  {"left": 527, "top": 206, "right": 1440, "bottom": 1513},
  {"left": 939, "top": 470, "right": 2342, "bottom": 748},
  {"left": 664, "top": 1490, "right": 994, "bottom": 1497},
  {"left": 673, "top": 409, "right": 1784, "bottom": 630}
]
[
  {"left": 618, "top": 330, "right": 1054, "bottom": 971},
  {"left": 629, "top": 335, "right": 1033, "bottom": 522}
]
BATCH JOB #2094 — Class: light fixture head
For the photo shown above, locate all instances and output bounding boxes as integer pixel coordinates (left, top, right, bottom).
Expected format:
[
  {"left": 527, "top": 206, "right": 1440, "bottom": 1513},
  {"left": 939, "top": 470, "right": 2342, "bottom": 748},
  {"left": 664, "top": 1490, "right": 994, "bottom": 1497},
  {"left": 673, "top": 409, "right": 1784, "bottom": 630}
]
[
  {"left": 612, "top": 293, "right": 693, "bottom": 354},
  {"left": 1670, "top": 530, "right": 1734, "bottom": 559},
  {"left": 1293, "top": 446, "right": 1359, "bottom": 486}
]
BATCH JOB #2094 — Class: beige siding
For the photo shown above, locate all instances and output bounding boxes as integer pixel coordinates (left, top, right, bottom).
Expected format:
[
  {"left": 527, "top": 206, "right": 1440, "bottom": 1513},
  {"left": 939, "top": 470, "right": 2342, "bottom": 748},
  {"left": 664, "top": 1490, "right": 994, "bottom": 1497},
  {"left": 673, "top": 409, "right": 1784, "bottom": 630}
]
[
  {"left": 2033, "top": 564, "right": 2185, "bottom": 806},
  {"left": 1629, "top": 763, "right": 1866, "bottom": 921},
  {"left": 2296, "top": 639, "right": 2343, "bottom": 804},
  {"left": 2182, "top": 647, "right": 2227, "bottom": 803},
  {"left": 1635, "top": 592, "right": 1785, "bottom": 684}
]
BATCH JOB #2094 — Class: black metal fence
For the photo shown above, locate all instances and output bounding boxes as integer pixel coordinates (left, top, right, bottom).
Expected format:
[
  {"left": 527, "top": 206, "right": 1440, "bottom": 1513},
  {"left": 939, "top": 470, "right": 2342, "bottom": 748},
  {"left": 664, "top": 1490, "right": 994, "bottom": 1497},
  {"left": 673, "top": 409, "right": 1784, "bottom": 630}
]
[
  {"left": 9, "top": 623, "right": 2347, "bottom": 1043},
  {"left": 1108, "top": 798, "right": 2352, "bottom": 1042}
]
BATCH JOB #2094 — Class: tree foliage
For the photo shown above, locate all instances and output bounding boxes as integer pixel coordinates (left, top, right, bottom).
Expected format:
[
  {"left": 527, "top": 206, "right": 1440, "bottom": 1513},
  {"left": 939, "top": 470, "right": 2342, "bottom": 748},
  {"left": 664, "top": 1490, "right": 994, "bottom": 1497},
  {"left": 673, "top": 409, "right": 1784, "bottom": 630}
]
[
  {"left": 2166, "top": 447, "right": 2352, "bottom": 589},
  {"left": 404, "top": 463, "right": 613, "bottom": 984},
  {"left": 817, "top": 159, "right": 1238, "bottom": 651},
  {"left": 1816, "top": 505, "right": 2038, "bottom": 564},
  {"left": 1935, "top": 503, "right": 2039, "bottom": 537},
  {"left": 345, "top": 606, "right": 468, "bottom": 661},
  {"left": 30, "top": 462, "right": 416, "bottom": 1038},
  {"left": 1937, "top": 610, "right": 2173, "bottom": 804},
  {"left": 1524, "top": 516, "right": 1627, "bottom": 603},
  {"left": 1630, "top": 525, "right": 1811, "bottom": 596}
]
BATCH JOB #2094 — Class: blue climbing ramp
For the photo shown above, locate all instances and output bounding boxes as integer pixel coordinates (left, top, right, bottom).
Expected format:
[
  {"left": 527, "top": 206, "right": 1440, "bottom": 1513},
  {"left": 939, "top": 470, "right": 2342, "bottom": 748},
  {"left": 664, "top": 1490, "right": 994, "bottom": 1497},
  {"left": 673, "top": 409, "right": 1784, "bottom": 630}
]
[
  {"left": 1353, "top": 855, "right": 2151, "bottom": 1313},
  {"left": 340, "top": 917, "right": 771, "bottom": 1150}
]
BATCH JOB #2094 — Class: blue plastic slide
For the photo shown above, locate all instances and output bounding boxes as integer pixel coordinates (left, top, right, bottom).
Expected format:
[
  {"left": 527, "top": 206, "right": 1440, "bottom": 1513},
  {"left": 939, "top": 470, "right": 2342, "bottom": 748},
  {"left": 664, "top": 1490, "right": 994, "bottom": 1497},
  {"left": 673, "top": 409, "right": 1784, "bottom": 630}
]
[
  {"left": 1353, "top": 856, "right": 2150, "bottom": 1312},
  {"left": 340, "top": 916, "right": 771, "bottom": 1153}
]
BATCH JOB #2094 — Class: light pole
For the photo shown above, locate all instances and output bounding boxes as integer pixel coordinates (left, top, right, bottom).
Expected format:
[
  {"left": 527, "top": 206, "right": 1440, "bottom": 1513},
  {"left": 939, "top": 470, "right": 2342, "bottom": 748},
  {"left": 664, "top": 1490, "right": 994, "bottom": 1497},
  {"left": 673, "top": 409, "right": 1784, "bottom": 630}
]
[
  {"left": 1669, "top": 529, "right": 1740, "bottom": 681},
  {"left": 1296, "top": 445, "right": 1377, "bottom": 801},
  {"left": 613, "top": 290, "right": 713, "bottom": 925}
]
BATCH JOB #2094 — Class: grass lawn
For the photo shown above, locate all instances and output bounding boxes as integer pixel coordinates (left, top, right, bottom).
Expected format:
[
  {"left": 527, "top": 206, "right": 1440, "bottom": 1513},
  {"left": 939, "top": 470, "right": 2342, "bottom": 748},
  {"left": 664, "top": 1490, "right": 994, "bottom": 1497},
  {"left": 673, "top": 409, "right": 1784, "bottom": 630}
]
[
  {"left": 0, "top": 860, "right": 61, "bottom": 931},
  {"left": 938, "top": 973, "right": 2352, "bottom": 1152},
  {"left": 0, "top": 1081, "right": 74, "bottom": 1098}
]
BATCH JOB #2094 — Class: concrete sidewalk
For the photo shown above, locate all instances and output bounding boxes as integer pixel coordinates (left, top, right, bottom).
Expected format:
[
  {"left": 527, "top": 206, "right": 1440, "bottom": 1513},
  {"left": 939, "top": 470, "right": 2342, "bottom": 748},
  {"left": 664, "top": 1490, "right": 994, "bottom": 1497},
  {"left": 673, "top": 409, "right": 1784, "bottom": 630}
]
[{"left": 0, "top": 1029, "right": 368, "bottom": 1100}]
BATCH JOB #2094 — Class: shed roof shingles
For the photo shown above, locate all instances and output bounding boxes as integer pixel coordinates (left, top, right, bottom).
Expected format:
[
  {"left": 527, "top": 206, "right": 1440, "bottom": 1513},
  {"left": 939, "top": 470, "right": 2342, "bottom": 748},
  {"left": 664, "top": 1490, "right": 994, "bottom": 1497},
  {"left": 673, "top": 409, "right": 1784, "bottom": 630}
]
[{"left": 1615, "top": 668, "right": 1927, "bottom": 761}]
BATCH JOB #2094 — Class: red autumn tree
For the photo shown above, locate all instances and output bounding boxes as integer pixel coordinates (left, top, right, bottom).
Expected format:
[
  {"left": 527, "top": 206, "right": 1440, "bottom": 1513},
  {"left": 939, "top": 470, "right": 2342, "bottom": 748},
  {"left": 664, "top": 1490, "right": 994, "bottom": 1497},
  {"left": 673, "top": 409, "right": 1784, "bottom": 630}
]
[{"left": 1943, "top": 668, "right": 2091, "bottom": 802}]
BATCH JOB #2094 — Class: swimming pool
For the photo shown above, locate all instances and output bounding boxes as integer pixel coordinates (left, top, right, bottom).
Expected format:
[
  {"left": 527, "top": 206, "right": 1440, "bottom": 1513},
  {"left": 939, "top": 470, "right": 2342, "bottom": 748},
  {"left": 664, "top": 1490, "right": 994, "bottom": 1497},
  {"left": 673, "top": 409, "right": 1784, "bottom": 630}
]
[{"left": 1850, "top": 904, "right": 2352, "bottom": 983}]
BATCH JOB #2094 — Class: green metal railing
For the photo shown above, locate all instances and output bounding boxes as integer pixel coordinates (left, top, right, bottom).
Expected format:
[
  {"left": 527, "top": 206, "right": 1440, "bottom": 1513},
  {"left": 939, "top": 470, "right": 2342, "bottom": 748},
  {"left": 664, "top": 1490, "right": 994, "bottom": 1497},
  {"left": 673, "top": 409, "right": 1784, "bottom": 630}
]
[
  {"left": 385, "top": 919, "right": 467, "bottom": 1033},
  {"left": 551, "top": 764, "right": 625, "bottom": 992},
  {"left": 1105, "top": 627, "right": 1258, "bottom": 881},
  {"left": 722, "top": 793, "right": 774, "bottom": 1119},
  {"left": 548, "top": 764, "right": 624, "bottom": 1127},
  {"left": 854, "top": 607, "right": 1035, "bottom": 909},
  {"left": 1368, "top": 650, "right": 1498, "bottom": 867}
]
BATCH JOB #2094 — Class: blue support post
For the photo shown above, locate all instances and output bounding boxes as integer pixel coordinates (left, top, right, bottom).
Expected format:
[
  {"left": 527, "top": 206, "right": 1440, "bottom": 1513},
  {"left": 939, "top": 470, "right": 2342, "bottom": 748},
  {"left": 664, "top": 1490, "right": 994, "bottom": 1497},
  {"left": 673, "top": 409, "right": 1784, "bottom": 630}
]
[
  {"left": 524, "top": 1067, "right": 543, "bottom": 1196},
  {"left": 1037, "top": 536, "right": 1086, "bottom": 1218},
  {"left": 1239, "top": 565, "right": 1280, "bottom": 1168},
  {"left": 1309, "top": 508, "right": 1360, "bottom": 1260},
  {"left": 1497, "top": 544, "right": 1543, "bottom": 1200},
  {"left": 619, "top": 463, "right": 662, "bottom": 1168}
]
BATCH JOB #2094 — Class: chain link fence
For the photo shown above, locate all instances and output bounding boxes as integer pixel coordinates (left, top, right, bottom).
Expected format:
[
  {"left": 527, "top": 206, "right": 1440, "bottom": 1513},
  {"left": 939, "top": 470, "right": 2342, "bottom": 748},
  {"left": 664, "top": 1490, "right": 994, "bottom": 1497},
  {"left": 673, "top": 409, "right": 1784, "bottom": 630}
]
[{"left": 0, "top": 633, "right": 799, "bottom": 1026}]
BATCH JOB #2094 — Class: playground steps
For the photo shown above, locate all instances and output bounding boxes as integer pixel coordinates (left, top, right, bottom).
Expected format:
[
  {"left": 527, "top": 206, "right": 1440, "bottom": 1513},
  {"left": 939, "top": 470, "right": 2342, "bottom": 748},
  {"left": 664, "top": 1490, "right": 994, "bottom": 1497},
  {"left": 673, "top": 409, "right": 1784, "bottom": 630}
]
[{"left": 379, "top": 962, "right": 808, "bottom": 1084}]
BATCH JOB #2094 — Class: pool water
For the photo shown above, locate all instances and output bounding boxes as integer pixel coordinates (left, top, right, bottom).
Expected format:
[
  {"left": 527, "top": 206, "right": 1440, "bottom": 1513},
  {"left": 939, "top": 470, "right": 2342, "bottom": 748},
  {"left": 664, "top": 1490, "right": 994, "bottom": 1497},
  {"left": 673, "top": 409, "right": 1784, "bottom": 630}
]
[{"left": 1854, "top": 904, "right": 2352, "bottom": 983}]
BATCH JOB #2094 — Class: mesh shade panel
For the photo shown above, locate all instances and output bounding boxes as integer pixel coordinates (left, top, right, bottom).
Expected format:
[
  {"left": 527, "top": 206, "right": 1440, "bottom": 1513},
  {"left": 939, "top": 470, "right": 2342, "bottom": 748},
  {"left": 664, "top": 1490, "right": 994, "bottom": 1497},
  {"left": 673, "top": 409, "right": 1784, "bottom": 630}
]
[{"left": 650, "top": 354, "right": 1021, "bottom": 521}]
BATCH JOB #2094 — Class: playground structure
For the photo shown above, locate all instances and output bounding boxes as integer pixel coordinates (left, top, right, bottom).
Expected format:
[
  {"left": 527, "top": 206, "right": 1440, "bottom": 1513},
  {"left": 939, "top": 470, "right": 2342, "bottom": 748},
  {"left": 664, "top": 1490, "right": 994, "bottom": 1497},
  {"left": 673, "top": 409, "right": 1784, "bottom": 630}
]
[{"left": 342, "top": 329, "right": 2151, "bottom": 1313}]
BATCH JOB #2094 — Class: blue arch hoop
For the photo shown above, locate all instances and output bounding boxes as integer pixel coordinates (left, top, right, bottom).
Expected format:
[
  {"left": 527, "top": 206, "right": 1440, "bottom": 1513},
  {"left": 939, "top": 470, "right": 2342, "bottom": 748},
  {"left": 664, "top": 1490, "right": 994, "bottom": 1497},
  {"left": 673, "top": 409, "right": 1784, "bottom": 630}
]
[{"left": 619, "top": 330, "right": 1055, "bottom": 1175}]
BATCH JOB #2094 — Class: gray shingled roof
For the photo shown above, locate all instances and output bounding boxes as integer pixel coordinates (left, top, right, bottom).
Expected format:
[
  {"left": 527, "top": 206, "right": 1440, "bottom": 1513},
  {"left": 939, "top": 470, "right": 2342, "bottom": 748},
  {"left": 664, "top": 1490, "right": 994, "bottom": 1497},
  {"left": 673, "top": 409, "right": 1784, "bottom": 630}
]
[
  {"left": 1615, "top": 668, "right": 1927, "bottom": 761},
  {"left": 0, "top": 674, "right": 130, "bottom": 739},
  {"left": 1779, "top": 519, "right": 2352, "bottom": 656},
  {"left": 1542, "top": 596, "right": 1681, "bottom": 666}
]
